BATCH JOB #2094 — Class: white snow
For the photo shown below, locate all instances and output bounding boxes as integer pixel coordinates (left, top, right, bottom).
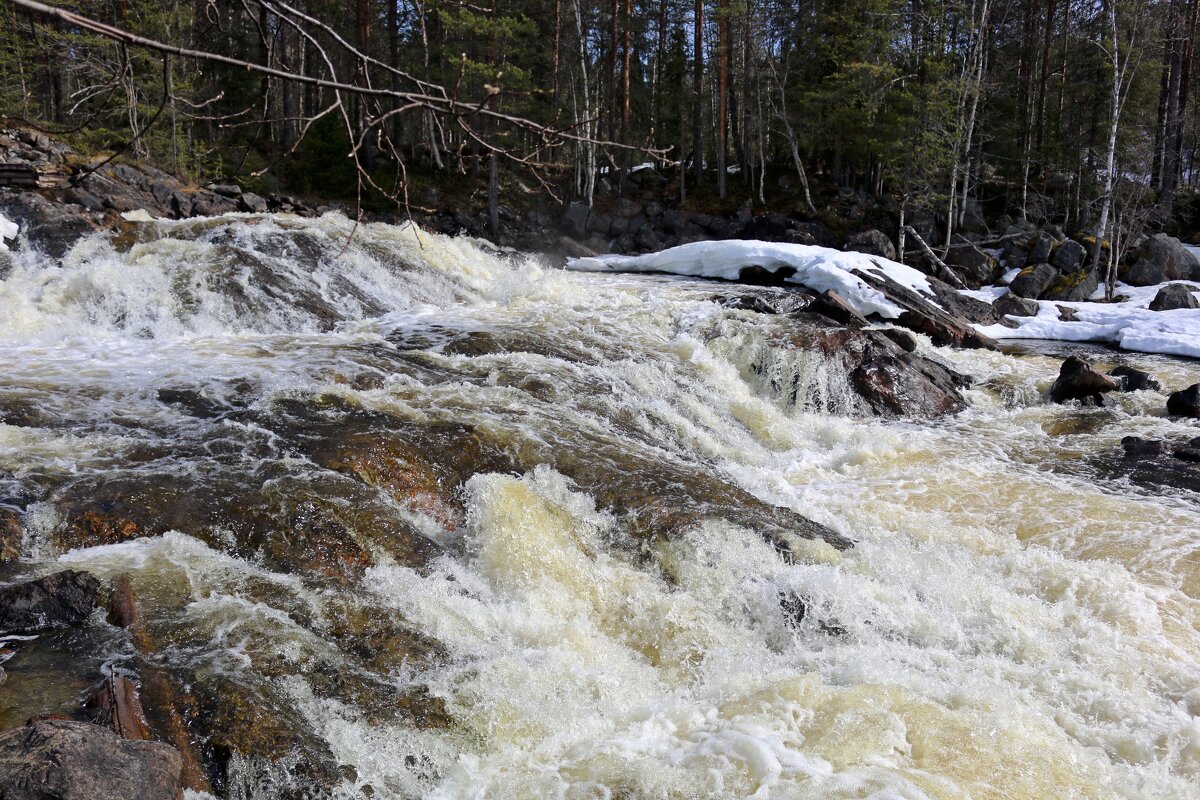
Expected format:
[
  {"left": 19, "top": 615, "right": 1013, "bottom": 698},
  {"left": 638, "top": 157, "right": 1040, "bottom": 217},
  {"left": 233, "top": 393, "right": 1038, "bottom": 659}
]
[
  {"left": 0, "top": 213, "right": 17, "bottom": 251},
  {"left": 977, "top": 282, "right": 1200, "bottom": 359},
  {"left": 567, "top": 240, "right": 935, "bottom": 320}
]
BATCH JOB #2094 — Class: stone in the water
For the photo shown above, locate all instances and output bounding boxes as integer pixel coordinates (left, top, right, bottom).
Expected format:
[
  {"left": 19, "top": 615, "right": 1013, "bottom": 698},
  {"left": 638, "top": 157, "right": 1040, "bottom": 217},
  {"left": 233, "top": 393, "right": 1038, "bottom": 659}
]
[
  {"left": 1167, "top": 384, "right": 1200, "bottom": 417},
  {"left": 82, "top": 676, "right": 153, "bottom": 742},
  {"left": 1174, "top": 445, "right": 1200, "bottom": 463},
  {"left": 1122, "top": 436, "right": 1170, "bottom": 458},
  {"left": 1147, "top": 282, "right": 1200, "bottom": 311},
  {"left": 993, "top": 292, "right": 1039, "bottom": 318},
  {"left": 1047, "top": 355, "right": 1119, "bottom": 405},
  {"left": 0, "top": 718, "right": 182, "bottom": 800},
  {"left": 0, "top": 506, "right": 21, "bottom": 563},
  {"left": 1107, "top": 365, "right": 1161, "bottom": 392},
  {"left": 880, "top": 328, "right": 918, "bottom": 352},
  {"left": 0, "top": 570, "right": 101, "bottom": 633}
]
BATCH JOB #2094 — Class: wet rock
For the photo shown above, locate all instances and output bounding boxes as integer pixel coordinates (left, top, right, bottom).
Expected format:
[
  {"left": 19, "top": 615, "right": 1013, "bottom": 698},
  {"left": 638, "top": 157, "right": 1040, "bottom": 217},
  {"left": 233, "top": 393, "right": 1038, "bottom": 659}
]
[
  {"left": 156, "top": 387, "right": 231, "bottom": 419},
  {"left": 738, "top": 264, "right": 796, "bottom": 286},
  {"left": 879, "top": 328, "right": 918, "bottom": 352},
  {"left": 927, "top": 279, "right": 1003, "bottom": 325},
  {"left": 1122, "top": 436, "right": 1169, "bottom": 458},
  {"left": 1051, "top": 238, "right": 1087, "bottom": 272},
  {"left": 1167, "top": 384, "right": 1200, "bottom": 418},
  {"left": 993, "top": 292, "right": 1039, "bottom": 318},
  {"left": 803, "top": 289, "right": 870, "bottom": 327},
  {"left": 781, "top": 319, "right": 968, "bottom": 418},
  {"left": 0, "top": 718, "right": 182, "bottom": 800},
  {"left": 0, "top": 190, "right": 103, "bottom": 259},
  {"left": 1123, "top": 233, "right": 1200, "bottom": 286},
  {"left": 852, "top": 269, "right": 997, "bottom": 349},
  {"left": 777, "top": 591, "right": 846, "bottom": 636},
  {"left": 0, "top": 570, "right": 101, "bottom": 633},
  {"left": 1042, "top": 269, "right": 1097, "bottom": 302},
  {"left": 1047, "top": 355, "right": 1119, "bottom": 405},
  {"left": 714, "top": 289, "right": 815, "bottom": 316},
  {"left": 1174, "top": 445, "right": 1200, "bottom": 463},
  {"left": 1009, "top": 263, "right": 1058, "bottom": 299},
  {"left": 1148, "top": 282, "right": 1200, "bottom": 311},
  {"left": 843, "top": 229, "right": 896, "bottom": 261},
  {"left": 1, "top": 506, "right": 21, "bottom": 563},
  {"left": 82, "top": 676, "right": 153, "bottom": 741},
  {"left": 1107, "top": 365, "right": 1161, "bottom": 392}
]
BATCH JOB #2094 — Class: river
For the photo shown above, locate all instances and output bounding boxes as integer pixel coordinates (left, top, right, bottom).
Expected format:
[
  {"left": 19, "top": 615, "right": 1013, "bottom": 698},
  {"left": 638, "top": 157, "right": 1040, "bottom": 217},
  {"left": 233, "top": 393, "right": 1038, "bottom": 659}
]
[{"left": 1, "top": 212, "right": 1199, "bottom": 799}]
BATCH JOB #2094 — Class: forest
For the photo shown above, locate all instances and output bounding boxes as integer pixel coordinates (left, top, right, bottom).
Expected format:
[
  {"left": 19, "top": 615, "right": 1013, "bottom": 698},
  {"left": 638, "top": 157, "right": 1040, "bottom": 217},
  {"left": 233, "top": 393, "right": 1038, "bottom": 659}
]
[{"left": 2, "top": 0, "right": 1199, "bottom": 245}]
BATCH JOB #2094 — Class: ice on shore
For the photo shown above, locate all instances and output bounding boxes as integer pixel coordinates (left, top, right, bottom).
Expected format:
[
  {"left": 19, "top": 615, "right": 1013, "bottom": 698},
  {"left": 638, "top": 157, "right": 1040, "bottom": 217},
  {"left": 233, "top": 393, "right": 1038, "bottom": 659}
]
[
  {"left": 0, "top": 213, "right": 17, "bottom": 251},
  {"left": 568, "top": 240, "right": 934, "bottom": 320},
  {"left": 973, "top": 282, "right": 1200, "bottom": 359}
]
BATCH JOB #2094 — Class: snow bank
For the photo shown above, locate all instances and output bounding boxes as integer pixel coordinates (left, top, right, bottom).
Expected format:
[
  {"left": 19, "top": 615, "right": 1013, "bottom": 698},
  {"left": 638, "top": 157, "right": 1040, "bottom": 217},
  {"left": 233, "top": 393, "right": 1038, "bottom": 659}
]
[
  {"left": 567, "top": 240, "right": 934, "bottom": 320},
  {"left": 976, "top": 282, "right": 1200, "bottom": 359},
  {"left": 0, "top": 213, "right": 17, "bottom": 251}
]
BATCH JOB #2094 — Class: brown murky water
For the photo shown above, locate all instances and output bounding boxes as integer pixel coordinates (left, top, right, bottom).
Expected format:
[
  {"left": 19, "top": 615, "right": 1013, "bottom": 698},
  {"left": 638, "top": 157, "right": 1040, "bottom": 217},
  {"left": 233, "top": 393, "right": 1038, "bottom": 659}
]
[{"left": 0, "top": 214, "right": 1198, "bottom": 799}]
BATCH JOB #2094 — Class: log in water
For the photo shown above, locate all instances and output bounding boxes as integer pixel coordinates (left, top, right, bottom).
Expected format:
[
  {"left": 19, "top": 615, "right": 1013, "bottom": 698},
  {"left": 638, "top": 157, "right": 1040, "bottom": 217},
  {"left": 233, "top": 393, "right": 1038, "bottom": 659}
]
[{"left": 0, "top": 213, "right": 1198, "bottom": 799}]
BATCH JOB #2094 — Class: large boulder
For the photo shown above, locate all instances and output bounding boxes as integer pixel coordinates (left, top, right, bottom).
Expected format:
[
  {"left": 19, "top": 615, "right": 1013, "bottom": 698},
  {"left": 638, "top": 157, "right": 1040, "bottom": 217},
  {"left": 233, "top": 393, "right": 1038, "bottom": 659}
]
[
  {"left": 1148, "top": 283, "right": 1200, "bottom": 311},
  {"left": 843, "top": 229, "right": 896, "bottom": 261},
  {"left": 1107, "top": 365, "right": 1161, "bottom": 392},
  {"left": 0, "top": 570, "right": 102, "bottom": 633},
  {"left": 0, "top": 718, "right": 182, "bottom": 800},
  {"left": 945, "top": 242, "right": 1001, "bottom": 288},
  {"left": 1042, "top": 269, "right": 1098, "bottom": 302},
  {"left": 1008, "top": 263, "right": 1059, "bottom": 298},
  {"left": 1123, "top": 233, "right": 1200, "bottom": 286},
  {"left": 993, "top": 292, "right": 1039, "bottom": 318},
  {"left": 1048, "top": 355, "right": 1119, "bottom": 405},
  {"left": 1051, "top": 238, "right": 1088, "bottom": 272},
  {"left": 1167, "top": 384, "right": 1200, "bottom": 418}
]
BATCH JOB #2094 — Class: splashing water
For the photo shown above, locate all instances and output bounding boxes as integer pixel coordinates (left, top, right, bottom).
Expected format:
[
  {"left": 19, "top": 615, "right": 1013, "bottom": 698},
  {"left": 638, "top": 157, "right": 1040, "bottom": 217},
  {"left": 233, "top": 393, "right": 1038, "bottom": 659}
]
[{"left": 1, "top": 212, "right": 1199, "bottom": 799}]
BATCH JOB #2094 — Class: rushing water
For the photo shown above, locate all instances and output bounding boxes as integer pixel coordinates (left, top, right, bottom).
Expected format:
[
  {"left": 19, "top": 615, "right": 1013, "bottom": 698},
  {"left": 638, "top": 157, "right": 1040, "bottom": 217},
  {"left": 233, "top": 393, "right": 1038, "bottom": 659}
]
[{"left": 1, "top": 212, "right": 1199, "bottom": 799}]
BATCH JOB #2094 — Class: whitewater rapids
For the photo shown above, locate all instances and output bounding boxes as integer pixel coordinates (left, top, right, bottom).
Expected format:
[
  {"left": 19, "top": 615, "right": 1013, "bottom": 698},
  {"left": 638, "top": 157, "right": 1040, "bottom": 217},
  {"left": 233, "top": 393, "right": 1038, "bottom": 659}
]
[{"left": 0, "top": 212, "right": 1198, "bottom": 799}]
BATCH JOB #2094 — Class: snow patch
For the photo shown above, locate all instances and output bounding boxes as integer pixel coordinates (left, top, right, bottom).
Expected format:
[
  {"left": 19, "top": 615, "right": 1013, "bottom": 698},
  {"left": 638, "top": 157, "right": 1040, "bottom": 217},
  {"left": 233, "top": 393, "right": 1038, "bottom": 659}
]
[
  {"left": 0, "top": 213, "right": 17, "bottom": 251},
  {"left": 567, "top": 240, "right": 935, "bottom": 320},
  {"left": 977, "top": 282, "right": 1200, "bottom": 359}
]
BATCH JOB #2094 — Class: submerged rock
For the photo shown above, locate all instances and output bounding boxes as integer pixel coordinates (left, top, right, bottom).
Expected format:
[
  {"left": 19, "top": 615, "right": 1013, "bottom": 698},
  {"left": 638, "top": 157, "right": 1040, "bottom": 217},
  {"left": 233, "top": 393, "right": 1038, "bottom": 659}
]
[
  {"left": 0, "top": 718, "right": 182, "bottom": 800},
  {"left": 1167, "top": 384, "right": 1200, "bottom": 418},
  {"left": 1047, "top": 356, "right": 1119, "bottom": 405},
  {"left": 0, "top": 570, "right": 101, "bottom": 633},
  {"left": 1148, "top": 282, "right": 1200, "bottom": 311}
]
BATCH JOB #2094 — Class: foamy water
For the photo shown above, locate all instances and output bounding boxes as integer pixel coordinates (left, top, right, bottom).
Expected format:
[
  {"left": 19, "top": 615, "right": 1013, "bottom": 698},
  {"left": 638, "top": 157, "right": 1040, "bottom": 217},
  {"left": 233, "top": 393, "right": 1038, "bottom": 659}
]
[{"left": 1, "top": 213, "right": 1198, "bottom": 799}]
